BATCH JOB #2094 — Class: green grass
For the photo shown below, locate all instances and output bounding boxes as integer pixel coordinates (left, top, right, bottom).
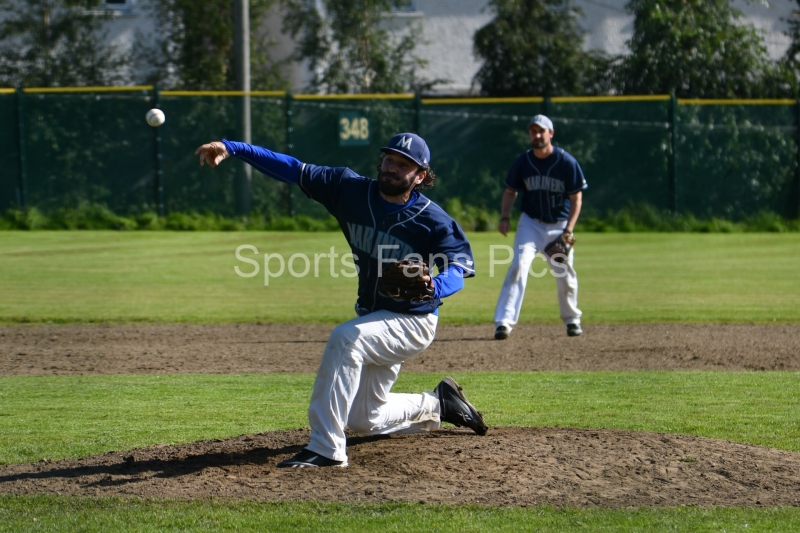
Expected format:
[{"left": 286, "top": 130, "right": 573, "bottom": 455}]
[
  {"left": 2, "top": 372, "right": 799, "bottom": 465},
  {"left": 2, "top": 496, "right": 799, "bottom": 532},
  {"left": 2, "top": 231, "right": 799, "bottom": 530},
  {"left": 1, "top": 232, "right": 799, "bottom": 324}
]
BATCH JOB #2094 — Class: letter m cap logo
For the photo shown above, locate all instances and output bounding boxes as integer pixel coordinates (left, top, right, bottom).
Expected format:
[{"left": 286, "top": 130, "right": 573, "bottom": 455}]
[{"left": 396, "top": 136, "right": 413, "bottom": 150}]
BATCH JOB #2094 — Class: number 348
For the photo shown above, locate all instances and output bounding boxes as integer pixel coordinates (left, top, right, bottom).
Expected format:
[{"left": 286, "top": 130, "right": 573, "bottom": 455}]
[{"left": 339, "top": 117, "right": 369, "bottom": 140}]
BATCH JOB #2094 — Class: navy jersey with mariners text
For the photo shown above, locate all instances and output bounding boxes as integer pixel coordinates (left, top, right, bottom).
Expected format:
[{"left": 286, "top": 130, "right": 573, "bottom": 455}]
[
  {"left": 505, "top": 147, "right": 588, "bottom": 223},
  {"left": 297, "top": 164, "right": 475, "bottom": 315}
]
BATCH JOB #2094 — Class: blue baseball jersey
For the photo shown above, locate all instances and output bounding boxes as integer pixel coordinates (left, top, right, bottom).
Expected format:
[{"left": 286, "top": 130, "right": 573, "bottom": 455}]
[
  {"left": 505, "top": 147, "right": 588, "bottom": 223},
  {"left": 220, "top": 140, "right": 475, "bottom": 317},
  {"left": 297, "top": 163, "right": 475, "bottom": 315}
]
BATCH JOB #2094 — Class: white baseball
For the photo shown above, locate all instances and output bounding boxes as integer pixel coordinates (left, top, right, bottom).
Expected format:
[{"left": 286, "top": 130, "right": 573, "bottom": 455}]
[{"left": 146, "top": 108, "right": 166, "bottom": 127}]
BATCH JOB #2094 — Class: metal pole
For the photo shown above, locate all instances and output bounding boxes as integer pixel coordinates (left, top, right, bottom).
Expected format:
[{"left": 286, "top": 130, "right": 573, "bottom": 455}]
[
  {"left": 15, "top": 86, "right": 27, "bottom": 208},
  {"left": 285, "top": 92, "right": 295, "bottom": 216},
  {"left": 414, "top": 93, "right": 421, "bottom": 134},
  {"left": 234, "top": 0, "right": 252, "bottom": 216},
  {"left": 152, "top": 84, "right": 164, "bottom": 216},
  {"left": 669, "top": 93, "right": 678, "bottom": 214},
  {"left": 796, "top": 99, "right": 800, "bottom": 219}
]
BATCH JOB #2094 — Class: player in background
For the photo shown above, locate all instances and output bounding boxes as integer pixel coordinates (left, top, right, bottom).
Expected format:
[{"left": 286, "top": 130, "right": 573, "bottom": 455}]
[
  {"left": 493, "top": 115, "right": 588, "bottom": 340},
  {"left": 195, "top": 133, "right": 487, "bottom": 468}
]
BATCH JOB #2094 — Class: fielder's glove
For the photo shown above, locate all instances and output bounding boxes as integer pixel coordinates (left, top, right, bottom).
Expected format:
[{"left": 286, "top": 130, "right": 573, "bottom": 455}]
[
  {"left": 544, "top": 231, "right": 575, "bottom": 263},
  {"left": 378, "top": 259, "right": 435, "bottom": 302}
]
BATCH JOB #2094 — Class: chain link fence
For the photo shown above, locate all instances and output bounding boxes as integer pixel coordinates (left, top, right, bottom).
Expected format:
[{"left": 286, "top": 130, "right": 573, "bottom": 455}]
[{"left": 2, "top": 88, "right": 798, "bottom": 220}]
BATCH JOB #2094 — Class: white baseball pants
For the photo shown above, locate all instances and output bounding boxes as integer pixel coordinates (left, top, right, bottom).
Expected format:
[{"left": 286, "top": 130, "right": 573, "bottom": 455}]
[
  {"left": 494, "top": 212, "right": 582, "bottom": 328},
  {"left": 306, "top": 309, "right": 441, "bottom": 462}
]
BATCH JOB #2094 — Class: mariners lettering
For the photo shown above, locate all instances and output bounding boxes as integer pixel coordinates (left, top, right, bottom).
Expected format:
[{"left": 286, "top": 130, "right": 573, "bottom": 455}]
[
  {"left": 346, "top": 222, "right": 375, "bottom": 254},
  {"left": 372, "top": 231, "right": 414, "bottom": 261},
  {"left": 523, "top": 175, "right": 565, "bottom": 194},
  {"left": 346, "top": 223, "right": 416, "bottom": 261}
]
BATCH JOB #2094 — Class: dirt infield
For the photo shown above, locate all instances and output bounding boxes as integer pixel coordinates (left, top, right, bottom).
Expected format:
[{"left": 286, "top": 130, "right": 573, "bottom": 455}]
[
  {"left": 3, "top": 323, "right": 799, "bottom": 375},
  {"left": 1, "top": 323, "right": 799, "bottom": 508}
]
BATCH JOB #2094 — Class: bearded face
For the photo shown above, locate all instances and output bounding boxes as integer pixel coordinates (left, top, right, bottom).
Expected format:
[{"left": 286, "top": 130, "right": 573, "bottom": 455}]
[
  {"left": 529, "top": 125, "right": 552, "bottom": 150},
  {"left": 378, "top": 169, "right": 418, "bottom": 197},
  {"left": 377, "top": 152, "right": 423, "bottom": 197}
]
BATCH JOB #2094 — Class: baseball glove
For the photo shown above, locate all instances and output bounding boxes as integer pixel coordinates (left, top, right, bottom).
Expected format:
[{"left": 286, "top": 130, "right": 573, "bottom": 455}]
[
  {"left": 378, "top": 259, "right": 434, "bottom": 302},
  {"left": 544, "top": 231, "right": 575, "bottom": 263}
]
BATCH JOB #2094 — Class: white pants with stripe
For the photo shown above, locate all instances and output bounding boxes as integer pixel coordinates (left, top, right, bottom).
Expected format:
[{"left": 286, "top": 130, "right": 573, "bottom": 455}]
[
  {"left": 494, "top": 213, "right": 582, "bottom": 328},
  {"left": 306, "top": 309, "right": 441, "bottom": 462}
]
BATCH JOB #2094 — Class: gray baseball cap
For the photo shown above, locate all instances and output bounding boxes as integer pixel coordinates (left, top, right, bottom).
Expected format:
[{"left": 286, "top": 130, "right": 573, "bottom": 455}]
[{"left": 528, "top": 114, "right": 554, "bottom": 131}]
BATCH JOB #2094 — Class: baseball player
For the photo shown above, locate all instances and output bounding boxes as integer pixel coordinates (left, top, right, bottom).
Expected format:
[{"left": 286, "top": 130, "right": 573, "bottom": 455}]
[
  {"left": 493, "top": 115, "right": 587, "bottom": 340},
  {"left": 195, "top": 133, "right": 487, "bottom": 468}
]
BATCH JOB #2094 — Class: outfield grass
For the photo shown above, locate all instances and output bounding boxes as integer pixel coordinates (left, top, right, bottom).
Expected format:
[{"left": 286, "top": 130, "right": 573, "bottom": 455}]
[
  {"left": 2, "top": 231, "right": 799, "bottom": 530},
  {"left": 1, "top": 372, "right": 798, "bottom": 465},
  {"left": 0, "top": 231, "right": 799, "bottom": 324},
  {"left": 2, "top": 496, "right": 799, "bottom": 533}
]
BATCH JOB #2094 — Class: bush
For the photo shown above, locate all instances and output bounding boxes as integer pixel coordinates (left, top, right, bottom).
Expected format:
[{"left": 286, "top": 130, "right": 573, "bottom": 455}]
[
  {"left": 1, "top": 202, "right": 797, "bottom": 233},
  {"left": 575, "top": 202, "right": 800, "bottom": 233},
  {"left": 443, "top": 198, "right": 501, "bottom": 232}
]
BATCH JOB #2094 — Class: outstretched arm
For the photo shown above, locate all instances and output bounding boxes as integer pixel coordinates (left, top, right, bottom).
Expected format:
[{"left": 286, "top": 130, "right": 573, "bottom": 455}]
[
  {"left": 195, "top": 141, "right": 230, "bottom": 167},
  {"left": 195, "top": 140, "right": 303, "bottom": 184}
]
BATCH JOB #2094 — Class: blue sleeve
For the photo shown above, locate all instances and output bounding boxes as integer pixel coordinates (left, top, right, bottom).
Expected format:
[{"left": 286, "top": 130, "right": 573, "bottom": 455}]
[
  {"left": 221, "top": 140, "right": 302, "bottom": 184},
  {"left": 433, "top": 264, "right": 465, "bottom": 299},
  {"left": 564, "top": 155, "right": 588, "bottom": 195},
  {"left": 430, "top": 216, "right": 475, "bottom": 279}
]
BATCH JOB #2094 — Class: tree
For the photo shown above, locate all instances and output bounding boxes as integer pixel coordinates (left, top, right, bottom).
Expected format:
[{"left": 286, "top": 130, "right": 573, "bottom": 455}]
[
  {"left": 472, "top": 0, "right": 613, "bottom": 97},
  {"left": 281, "top": 0, "right": 438, "bottom": 93},
  {"left": 134, "top": 0, "right": 285, "bottom": 90},
  {"left": 618, "top": 0, "right": 773, "bottom": 98},
  {"left": 0, "top": 0, "right": 126, "bottom": 87},
  {"left": 778, "top": 0, "right": 800, "bottom": 96}
]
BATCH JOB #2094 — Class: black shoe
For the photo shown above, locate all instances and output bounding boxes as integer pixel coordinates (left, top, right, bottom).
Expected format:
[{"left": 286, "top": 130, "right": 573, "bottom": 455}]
[
  {"left": 277, "top": 448, "right": 347, "bottom": 468},
  {"left": 494, "top": 325, "right": 510, "bottom": 340},
  {"left": 435, "top": 376, "right": 488, "bottom": 435},
  {"left": 567, "top": 323, "right": 583, "bottom": 337}
]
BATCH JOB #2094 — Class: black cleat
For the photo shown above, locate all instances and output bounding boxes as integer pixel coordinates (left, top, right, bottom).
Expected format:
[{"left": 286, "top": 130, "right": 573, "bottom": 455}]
[
  {"left": 436, "top": 376, "right": 488, "bottom": 435},
  {"left": 567, "top": 323, "right": 583, "bottom": 337},
  {"left": 494, "top": 325, "right": 510, "bottom": 340},
  {"left": 277, "top": 448, "right": 347, "bottom": 468}
]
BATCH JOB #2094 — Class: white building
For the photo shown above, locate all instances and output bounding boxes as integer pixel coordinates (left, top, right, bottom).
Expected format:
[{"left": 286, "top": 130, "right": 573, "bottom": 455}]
[{"left": 101, "top": 0, "right": 798, "bottom": 94}]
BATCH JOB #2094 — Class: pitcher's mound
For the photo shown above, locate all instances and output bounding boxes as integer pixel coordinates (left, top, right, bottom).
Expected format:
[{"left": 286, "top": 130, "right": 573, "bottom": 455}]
[{"left": 2, "top": 427, "right": 799, "bottom": 508}]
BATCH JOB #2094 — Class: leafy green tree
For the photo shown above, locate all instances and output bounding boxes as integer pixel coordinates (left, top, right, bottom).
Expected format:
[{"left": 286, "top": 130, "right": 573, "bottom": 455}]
[
  {"left": 281, "top": 0, "right": 438, "bottom": 93},
  {"left": 784, "top": 0, "right": 800, "bottom": 67},
  {"left": 618, "top": 0, "right": 773, "bottom": 98},
  {"left": 472, "top": 0, "right": 613, "bottom": 97},
  {"left": 0, "top": 0, "right": 126, "bottom": 87},
  {"left": 135, "top": 0, "right": 285, "bottom": 90},
  {"left": 777, "top": 0, "right": 800, "bottom": 96}
]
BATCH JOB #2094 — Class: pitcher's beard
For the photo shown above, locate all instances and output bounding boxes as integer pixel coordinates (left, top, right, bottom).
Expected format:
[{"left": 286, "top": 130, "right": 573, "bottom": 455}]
[{"left": 378, "top": 171, "right": 416, "bottom": 197}]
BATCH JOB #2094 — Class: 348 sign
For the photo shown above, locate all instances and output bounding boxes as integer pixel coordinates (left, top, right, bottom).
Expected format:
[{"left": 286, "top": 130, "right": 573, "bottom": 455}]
[{"left": 339, "top": 111, "right": 370, "bottom": 146}]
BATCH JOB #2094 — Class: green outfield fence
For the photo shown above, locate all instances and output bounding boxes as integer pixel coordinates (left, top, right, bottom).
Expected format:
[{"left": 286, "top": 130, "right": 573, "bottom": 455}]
[{"left": 2, "top": 87, "right": 799, "bottom": 220}]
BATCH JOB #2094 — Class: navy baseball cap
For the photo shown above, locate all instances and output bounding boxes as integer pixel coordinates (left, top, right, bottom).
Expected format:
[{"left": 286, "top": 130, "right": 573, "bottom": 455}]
[
  {"left": 528, "top": 114, "right": 554, "bottom": 131},
  {"left": 381, "top": 133, "right": 431, "bottom": 167}
]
